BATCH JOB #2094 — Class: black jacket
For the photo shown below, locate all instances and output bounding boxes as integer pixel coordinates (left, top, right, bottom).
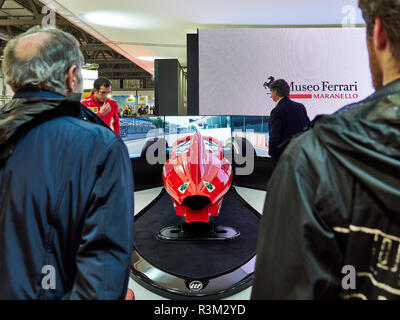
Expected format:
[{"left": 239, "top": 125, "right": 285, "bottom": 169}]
[
  {"left": 268, "top": 97, "right": 310, "bottom": 165},
  {"left": 252, "top": 78, "right": 400, "bottom": 300},
  {"left": 0, "top": 89, "right": 134, "bottom": 299}
]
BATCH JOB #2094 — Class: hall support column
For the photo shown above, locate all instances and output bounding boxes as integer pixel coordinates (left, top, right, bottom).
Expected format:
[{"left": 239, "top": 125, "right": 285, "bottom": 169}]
[{"left": 154, "top": 59, "right": 187, "bottom": 116}]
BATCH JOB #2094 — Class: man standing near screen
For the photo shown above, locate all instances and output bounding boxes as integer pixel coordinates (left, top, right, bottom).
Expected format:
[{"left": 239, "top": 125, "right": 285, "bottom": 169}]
[
  {"left": 252, "top": 0, "right": 400, "bottom": 300},
  {"left": 267, "top": 79, "right": 310, "bottom": 166},
  {"left": 82, "top": 77, "right": 121, "bottom": 136}
]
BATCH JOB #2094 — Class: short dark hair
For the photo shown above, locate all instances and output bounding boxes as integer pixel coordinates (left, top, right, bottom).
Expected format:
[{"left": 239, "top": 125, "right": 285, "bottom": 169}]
[
  {"left": 359, "top": 0, "right": 400, "bottom": 66},
  {"left": 269, "top": 79, "right": 290, "bottom": 98},
  {"left": 94, "top": 77, "right": 111, "bottom": 90}
]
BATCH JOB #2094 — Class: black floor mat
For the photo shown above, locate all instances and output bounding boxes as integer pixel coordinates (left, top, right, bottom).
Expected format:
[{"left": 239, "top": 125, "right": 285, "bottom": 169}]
[{"left": 134, "top": 187, "right": 261, "bottom": 279}]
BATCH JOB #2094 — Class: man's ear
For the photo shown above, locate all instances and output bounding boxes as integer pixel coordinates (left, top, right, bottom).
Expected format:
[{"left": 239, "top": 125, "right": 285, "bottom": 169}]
[
  {"left": 66, "top": 65, "right": 78, "bottom": 94},
  {"left": 373, "top": 17, "right": 388, "bottom": 51}
]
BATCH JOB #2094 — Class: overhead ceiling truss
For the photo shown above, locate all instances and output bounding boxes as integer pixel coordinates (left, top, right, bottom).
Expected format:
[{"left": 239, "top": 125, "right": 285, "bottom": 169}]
[{"left": 0, "top": 0, "right": 153, "bottom": 87}]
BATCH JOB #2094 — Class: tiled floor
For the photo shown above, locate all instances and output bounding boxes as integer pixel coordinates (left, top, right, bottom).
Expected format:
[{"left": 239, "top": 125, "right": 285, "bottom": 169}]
[{"left": 129, "top": 186, "right": 267, "bottom": 300}]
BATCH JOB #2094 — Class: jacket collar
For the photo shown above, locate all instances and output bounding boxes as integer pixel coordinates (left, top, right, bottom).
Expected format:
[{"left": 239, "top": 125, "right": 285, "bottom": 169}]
[
  {"left": 335, "top": 77, "right": 400, "bottom": 115},
  {"left": 276, "top": 96, "right": 289, "bottom": 107},
  {"left": 373, "top": 77, "right": 400, "bottom": 99},
  {"left": 0, "top": 90, "right": 83, "bottom": 162},
  {"left": 13, "top": 88, "right": 66, "bottom": 100}
]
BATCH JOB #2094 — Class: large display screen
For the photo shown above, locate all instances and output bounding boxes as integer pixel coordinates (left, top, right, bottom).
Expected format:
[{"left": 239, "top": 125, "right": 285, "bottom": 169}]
[
  {"left": 164, "top": 116, "right": 232, "bottom": 149},
  {"left": 199, "top": 28, "right": 374, "bottom": 119},
  {"left": 122, "top": 116, "right": 270, "bottom": 158},
  {"left": 120, "top": 116, "right": 164, "bottom": 157}
]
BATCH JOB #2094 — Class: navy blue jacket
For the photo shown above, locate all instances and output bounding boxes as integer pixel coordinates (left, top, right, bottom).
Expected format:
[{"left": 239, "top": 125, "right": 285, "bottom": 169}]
[
  {"left": 0, "top": 90, "right": 134, "bottom": 299},
  {"left": 268, "top": 97, "right": 310, "bottom": 165}
]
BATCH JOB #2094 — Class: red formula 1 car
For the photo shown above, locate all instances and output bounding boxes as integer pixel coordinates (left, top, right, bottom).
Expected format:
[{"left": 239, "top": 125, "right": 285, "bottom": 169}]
[{"left": 162, "top": 131, "right": 233, "bottom": 223}]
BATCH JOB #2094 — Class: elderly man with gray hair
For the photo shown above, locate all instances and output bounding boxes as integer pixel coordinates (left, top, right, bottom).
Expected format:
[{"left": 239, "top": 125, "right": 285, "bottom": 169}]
[{"left": 0, "top": 26, "right": 134, "bottom": 299}]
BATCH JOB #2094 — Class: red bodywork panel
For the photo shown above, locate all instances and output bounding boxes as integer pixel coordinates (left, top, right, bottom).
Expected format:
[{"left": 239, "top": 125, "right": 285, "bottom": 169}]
[{"left": 163, "top": 131, "right": 233, "bottom": 223}]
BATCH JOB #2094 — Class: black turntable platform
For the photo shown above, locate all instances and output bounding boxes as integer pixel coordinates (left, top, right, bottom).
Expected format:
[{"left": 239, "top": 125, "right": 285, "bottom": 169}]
[{"left": 130, "top": 186, "right": 261, "bottom": 299}]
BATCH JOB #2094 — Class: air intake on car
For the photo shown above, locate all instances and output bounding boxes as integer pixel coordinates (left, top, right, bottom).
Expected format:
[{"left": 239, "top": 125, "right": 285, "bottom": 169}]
[{"left": 183, "top": 196, "right": 211, "bottom": 211}]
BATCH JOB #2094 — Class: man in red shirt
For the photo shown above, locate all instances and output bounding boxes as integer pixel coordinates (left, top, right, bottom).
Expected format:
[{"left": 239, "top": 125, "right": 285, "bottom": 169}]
[{"left": 81, "top": 77, "right": 120, "bottom": 136}]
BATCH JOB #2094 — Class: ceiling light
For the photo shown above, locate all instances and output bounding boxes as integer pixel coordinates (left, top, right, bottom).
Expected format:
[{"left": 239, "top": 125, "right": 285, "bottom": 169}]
[
  {"left": 83, "top": 11, "right": 160, "bottom": 29},
  {"left": 137, "top": 56, "right": 174, "bottom": 62}
]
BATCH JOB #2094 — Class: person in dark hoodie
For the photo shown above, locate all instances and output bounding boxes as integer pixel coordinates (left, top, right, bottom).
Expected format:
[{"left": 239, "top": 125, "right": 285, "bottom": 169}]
[
  {"left": 252, "top": 0, "right": 400, "bottom": 300},
  {"left": 0, "top": 26, "right": 134, "bottom": 299}
]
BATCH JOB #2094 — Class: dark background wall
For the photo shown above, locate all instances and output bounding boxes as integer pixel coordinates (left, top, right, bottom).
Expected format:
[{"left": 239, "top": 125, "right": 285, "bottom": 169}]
[
  {"left": 187, "top": 34, "right": 199, "bottom": 116},
  {"left": 154, "top": 59, "right": 187, "bottom": 116}
]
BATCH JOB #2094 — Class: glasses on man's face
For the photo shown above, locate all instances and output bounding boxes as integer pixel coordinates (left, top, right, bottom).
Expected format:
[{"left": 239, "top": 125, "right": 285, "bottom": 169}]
[{"left": 98, "top": 90, "right": 111, "bottom": 95}]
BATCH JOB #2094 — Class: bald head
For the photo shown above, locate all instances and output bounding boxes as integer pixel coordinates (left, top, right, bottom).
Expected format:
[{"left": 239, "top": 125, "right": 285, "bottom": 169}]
[
  {"left": 2, "top": 26, "right": 84, "bottom": 94},
  {"left": 14, "top": 32, "right": 53, "bottom": 61}
]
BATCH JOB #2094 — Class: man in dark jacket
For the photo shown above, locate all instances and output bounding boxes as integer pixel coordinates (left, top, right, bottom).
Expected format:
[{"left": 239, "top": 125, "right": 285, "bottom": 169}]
[
  {"left": 0, "top": 26, "right": 134, "bottom": 299},
  {"left": 252, "top": 0, "right": 400, "bottom": 300},
  {"left": 268, "top": 79, "right": 310, "bottom": 165}
]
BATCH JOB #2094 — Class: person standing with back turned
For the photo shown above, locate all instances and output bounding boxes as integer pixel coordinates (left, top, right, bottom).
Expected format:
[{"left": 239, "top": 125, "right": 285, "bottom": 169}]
[
  {"left": 267, "top": 79, "right": 310, "bottom": 166},
  {"left": 0, "top": 26, "right": 134, "bottom": 300},
  {"left": 252, "top": 0, "right": 400, "bottom": 300}
]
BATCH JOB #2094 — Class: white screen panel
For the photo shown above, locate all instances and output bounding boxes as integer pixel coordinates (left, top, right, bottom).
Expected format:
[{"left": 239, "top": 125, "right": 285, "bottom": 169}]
[{"left": 199, "top": 28, "right": 374, "bottom": 119}]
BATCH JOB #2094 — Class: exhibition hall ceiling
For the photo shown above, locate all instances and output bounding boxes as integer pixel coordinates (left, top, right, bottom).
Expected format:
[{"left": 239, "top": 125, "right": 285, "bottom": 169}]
[
  {"left": 39, "top": 0, "right": 365, "bottom": 75},
  {"left": 0, "top": 0, "right": 153, "bottom": 86}
]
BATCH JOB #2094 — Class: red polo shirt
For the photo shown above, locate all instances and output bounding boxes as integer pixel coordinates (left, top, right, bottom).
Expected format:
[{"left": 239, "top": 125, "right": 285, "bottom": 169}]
[{"left": 81, "top": 91, "right": 120, "bottom": 136}]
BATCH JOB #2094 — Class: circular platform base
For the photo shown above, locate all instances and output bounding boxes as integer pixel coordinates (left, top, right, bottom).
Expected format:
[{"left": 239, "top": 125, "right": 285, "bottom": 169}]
[
  {"left": 130, "top": 187, "right": 261, "bottom": 299},
  {"left": 131, "top": 250, "right": 255, "bottom": 299},
  {"left": 157, "top": 223, "right": 240, "bottom": 241}
]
